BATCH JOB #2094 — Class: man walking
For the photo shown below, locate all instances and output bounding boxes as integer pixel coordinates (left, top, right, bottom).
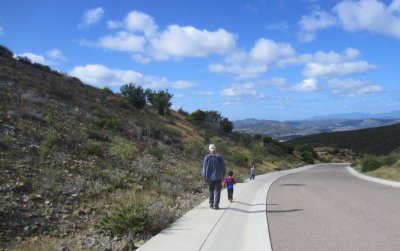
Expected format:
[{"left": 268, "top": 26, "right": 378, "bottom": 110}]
[{"left": 202, "top": 144, "right": 226, "bottom": 210}]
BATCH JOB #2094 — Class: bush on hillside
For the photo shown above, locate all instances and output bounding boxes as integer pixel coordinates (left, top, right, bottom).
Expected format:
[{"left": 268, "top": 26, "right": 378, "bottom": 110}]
[
  {"left": 361, "top": 155, "right": 382, "bottom": 172},
  {"left": 145, "top": 89, "right": 173, "bottom": 115},
  {"left": 120, "top": 83, "right": 147, "bottom": 109},
  {"left": 219, "top": 118, "right": 234, "bottom": 133}
]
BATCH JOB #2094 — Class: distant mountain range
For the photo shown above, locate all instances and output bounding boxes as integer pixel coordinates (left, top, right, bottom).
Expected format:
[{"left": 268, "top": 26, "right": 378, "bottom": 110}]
[
  {"left": 234, "top": 111, "right": 400, "bottom": 141},
  {"left": 307, "top": 110, "right": 400, "bottom": 120}
]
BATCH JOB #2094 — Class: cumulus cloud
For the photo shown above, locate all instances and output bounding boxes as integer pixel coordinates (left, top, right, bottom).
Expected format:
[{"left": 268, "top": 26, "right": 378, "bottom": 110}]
[
  {"left": 69, "top": 64, "right": 170, "bottom": 89},
  {"left": 220, "top": 83, "right": 266, "bottom": 98},
  {"left": 333, "top": 0, "right": 400, "bottom": 39},
  {"left": 46, "top": 49, "right": 66, "bottom": 60},
  {"left": 79, "top": 7, "right": 105, "bottom": 28},
  {"left": 16, "top": 52, "right": 55, "bottom": 65},
  {"left": 98, "top": 31, "right": 146, "bottom": 52},
  {"left": 150, "top": 25, "right": 236, "bottom": 60},
  {"left": 85, "top": 10, "right": 237, "bottom": 62},
  {"left": 286, "top": 78, "right": 321, "bottom": 92},
  {"left": 172, "top": 80, "right": 198, "bottom": 89},
  {"left": 298, "top": 10, "right": 337, "bottom": 42},
  {"left": 298, "top": 0, "right": 400, "bottom": 41},
  {"left": 108, "top": 11, "right": 158, "bottom": 36},
  {"left": 328, "top": 78, "right": 384, "bottom": 97},
  {"left": 303, "top": 61, "right": 375, "bottom": 78},
  {"left": 208, "top": 39, "right": 295, "bottom": 79}
]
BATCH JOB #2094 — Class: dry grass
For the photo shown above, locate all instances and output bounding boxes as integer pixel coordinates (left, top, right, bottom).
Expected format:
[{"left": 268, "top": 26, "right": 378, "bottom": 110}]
[{"left": 366, "top": 166, "right": 400, "bottom": 182}]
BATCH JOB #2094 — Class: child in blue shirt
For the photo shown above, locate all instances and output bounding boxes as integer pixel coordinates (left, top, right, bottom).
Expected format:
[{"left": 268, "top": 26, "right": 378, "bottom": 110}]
[{"left": 223, "top": 170, "right": 236, "bottom": 202}]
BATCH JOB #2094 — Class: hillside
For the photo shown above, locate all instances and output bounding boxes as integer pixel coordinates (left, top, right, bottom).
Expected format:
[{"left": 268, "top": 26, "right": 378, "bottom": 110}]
[
  {"left": 234, "top": 118, "right": 400, "bottom": 141},
  {"left": 288, "top": 123, "right": 400, "bottom": 155},
  {"left": 0, "top": 46, "right": 303, "bottom": 250}
]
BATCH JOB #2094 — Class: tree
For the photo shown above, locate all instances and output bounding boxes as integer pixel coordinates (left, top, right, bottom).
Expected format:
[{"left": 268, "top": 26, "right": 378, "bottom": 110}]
[
  {"left": 219, "top": 118, "right": 234, "bottom": 133},
  {"left": 190, "top": 109, "right": 206, "bottom": 122},
  {"left": 145, "top": 89, "right": 173, "bottom": 115},
  {"left": 204, "top": 110, "right": 222, "bottom": 123},
  {"left": 120, "top": 83, "right": 147, "bottom": 109}
]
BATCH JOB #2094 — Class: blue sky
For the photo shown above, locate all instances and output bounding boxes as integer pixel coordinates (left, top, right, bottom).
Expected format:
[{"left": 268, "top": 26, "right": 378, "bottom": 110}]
[{"left": 1, "top": 0, "right": 400, "bottom": 121}]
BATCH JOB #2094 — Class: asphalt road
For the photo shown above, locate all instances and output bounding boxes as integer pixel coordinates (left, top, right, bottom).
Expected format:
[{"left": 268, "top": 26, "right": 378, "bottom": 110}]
[{"left": 267, "top": 164, "right": 400, "bottom": 251}]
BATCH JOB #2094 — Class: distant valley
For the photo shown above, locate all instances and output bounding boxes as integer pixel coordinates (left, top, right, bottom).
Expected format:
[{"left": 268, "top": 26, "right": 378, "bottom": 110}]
[{"left": 234, "top": 111, "right": 400, "bottom": 141}]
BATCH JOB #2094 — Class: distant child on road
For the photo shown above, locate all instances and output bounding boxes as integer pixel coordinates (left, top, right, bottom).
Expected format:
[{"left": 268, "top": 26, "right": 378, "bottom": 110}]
[
  {"left": 223, "top": 171, "right": 236, "bottom": 202},
  {"left": 250, "top": 165, "right": 256, "bottom": 180}
]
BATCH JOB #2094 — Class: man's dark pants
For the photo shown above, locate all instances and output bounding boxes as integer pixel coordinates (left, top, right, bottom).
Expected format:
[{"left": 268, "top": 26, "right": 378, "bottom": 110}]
[{"left": 208, "top": 180, "right": 222, "bottom": 206}]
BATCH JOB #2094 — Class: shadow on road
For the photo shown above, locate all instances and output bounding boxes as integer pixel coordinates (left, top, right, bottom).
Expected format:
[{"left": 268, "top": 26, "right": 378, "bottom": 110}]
[{"left": 267, "top": 208, "right": 303, "bottom": 213}]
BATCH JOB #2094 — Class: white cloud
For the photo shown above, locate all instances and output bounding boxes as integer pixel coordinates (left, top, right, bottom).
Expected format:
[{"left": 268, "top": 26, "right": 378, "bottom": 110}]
[
  {"left": 298, "top": 10, "right": 338, "bottom": 42},
  {"left": 69, "top": 64, "right": 170, "bottom": 89},
  {"left": 46, "top": 49, "right": 66, "bottom": 60},
  {"left": 220, "top": 83, "right": 266, "bottom": 98},
  {"left": 250, "top": 39, "right": 296, "bottom": 63},
  {"left": 208, "top": 39, "right": 296, "bottom": 79},
  {"left": 98, "top": 31, "right": 146, "bottom": 52},
  {"left": 172, "top": 80, "right": 198, "bottom": 89},
  {"left": 333, "top": 0, "right": 400, "bottom": 39},
  {"left": 108, "top": 11, "right": 158, "bottom": 36},
  {"left": 86, "top": 10, "right": 237, "bottom": 62},
  {"left": 328, "top": 78, "right": 384, "bottom": 97},
  {"left": 16, "top": 52, "right": 55, "bottom": 65},
  {"left": 150, "top": 25, "right": 236, "bottom": 60},
  {"left": 299, "top": 10, "right": 337, "bottom": 32},
  {"left": 0, "top": 26, "right": 4, "bottom": 35},
  {"left": 193, "top": 91, "right": 214, "bottom": 96},
  {"left": 257, "top": 77, "right": 288, "bottom": 88},
  {"left": 303, "top": 61, "right": 375, "bottom": 78},
  {"left": 79, "top": 7, "right": 105, "bottom": 28},
  {"left": 208, "top": 62, "right": 267, "bottom": 80},
  {"left": 131, "top": 54, "right": 151, "bottom": 64},
  {"left": 286, "top": 78, "right": 320, "bottom": 92}
]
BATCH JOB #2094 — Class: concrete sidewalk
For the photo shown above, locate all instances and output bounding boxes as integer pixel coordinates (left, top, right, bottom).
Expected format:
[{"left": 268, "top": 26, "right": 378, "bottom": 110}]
[{"left": 137, "top": 165, "right": 316, "bottom": 251}]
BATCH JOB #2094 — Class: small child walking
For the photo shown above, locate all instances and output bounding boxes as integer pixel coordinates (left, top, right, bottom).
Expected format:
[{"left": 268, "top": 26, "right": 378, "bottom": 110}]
[
  {"left": 250, "top": 165, "right": 256, "bottom": 180},
  {"left": 223, "top": 171, "right": 236, "bottom": 202}
]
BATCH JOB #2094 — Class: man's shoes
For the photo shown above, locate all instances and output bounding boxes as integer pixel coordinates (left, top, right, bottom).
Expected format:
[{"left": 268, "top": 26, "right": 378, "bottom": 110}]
[
  {"left": 214, "top": 205, "right": 220, "bottom": 210},
  {"left": 210, "top": 204, "right": 214, "bottom": 208}
]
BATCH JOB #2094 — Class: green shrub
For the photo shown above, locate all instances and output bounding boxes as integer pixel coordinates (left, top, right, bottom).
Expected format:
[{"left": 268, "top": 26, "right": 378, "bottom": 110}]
[
  {"left": 46, "top": 130, "right": 57, "bottom": 147},
  {"left": 178, "top": 107, "right": 189, "bottom": 116},
  {"left": 147, "top": 146, "right": 164, "bottom": 159},
  {"left": 381, "top": 156, "right": 396, "bottom": 167},
  {"left": 95, "top": 111, "right": 123, "bottom": 132},
  {"left": 300, "top": 151, "right": 314, "bottom": 164},
  {"left": 361, "top": 155, "right": 382, "bottom": 172},
  {"left": 103, "top": 118, "right": 123, "bottom": 132},
  {"left": 0, "top": 135, "right": 16, "bottom": 149},
  {"left": 96, "top": 202, "right": 150, "bottom": 236},
  {"left": 44, "top": 114, "right": 53, "bottom": 126},
  {"left": 231, "top": 151, "right": 249, "bottom": 167},
  {"left": 84, "top": 141, "right": 103, "bottom": 156},
  {"left": 103, "top": 87, "right": 113, "bottom": 94},
  {"left": 109, "top": 137, "right": 138, "bottom": 161}
]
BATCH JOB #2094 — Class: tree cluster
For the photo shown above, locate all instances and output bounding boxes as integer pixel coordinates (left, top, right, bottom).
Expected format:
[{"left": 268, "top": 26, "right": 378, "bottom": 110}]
[
  {"left": 120, "top": 83, "right": 173, "bottom": 115},
  {"left": 189, "top": 109, "right": 234, "bottom": 134}
]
